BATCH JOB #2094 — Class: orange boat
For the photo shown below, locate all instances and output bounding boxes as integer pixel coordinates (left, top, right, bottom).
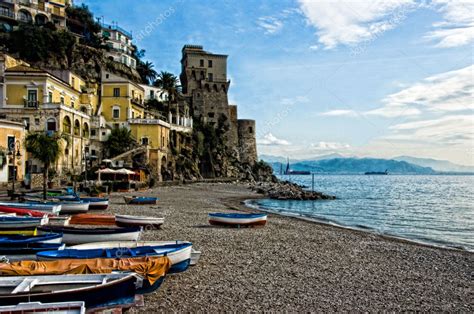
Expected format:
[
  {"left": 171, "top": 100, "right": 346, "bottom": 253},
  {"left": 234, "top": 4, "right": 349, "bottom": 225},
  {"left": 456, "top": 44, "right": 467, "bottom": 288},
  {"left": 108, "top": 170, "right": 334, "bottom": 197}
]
[
  {"left": 0, "top": 256, "right": 171, "bottom": 294},
  {"left": 69, "top": 213, "right": 116, "bottom": 226}
]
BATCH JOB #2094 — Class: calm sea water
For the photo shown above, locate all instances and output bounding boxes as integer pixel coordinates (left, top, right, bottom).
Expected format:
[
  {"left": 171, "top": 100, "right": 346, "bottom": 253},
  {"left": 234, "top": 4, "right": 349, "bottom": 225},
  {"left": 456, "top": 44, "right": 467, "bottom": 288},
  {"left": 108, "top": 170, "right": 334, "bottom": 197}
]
[{"left": 250, "top": 175, "right": 474, "bottom": 251}]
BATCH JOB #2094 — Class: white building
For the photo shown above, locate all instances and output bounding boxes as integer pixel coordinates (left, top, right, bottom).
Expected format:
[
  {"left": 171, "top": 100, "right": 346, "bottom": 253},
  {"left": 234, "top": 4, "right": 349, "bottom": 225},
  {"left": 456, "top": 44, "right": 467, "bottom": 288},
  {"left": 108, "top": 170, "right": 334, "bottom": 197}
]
[
  {"left": 140, "top": 84, "right": 168, "bottom": 103},
  {"left": 101, "top": 23, "right": 136, "bottom": 69}
]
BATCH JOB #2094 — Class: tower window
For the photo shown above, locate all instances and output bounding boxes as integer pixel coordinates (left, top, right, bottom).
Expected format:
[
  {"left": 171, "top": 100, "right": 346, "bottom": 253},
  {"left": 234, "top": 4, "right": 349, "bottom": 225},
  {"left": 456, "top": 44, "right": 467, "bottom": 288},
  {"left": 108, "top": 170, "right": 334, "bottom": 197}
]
[
  {"left": 208, "top": 73, "right": 213, "bottom": 81},
  {"left": 200, "top": 59, "right": 204, "bottom": 67},
  {"left": 113, "top": 88, "right": 120, "bottom": 97},
  {"left": 248, "top": 126, "right": 253, "bottom": 134},
  {"left": 208, "top": 60, "right": 212, "bottom": 67}
]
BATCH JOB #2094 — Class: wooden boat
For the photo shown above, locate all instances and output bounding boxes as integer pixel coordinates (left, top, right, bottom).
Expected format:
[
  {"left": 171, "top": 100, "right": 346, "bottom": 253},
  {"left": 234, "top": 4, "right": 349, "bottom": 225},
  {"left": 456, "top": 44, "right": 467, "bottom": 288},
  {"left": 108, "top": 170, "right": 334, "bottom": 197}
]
[
  {"left": 70, "top": 241, "right": 201, "bottom": 266},
  {"left": 123, "top": 196, "right": 158, "bottom": 205},
  {"left": 115, "top": 214, "right": 164, "bottom": 228},
  {"left": 0, "top": 301, "right": 85, "bottom": 314},
  {"left": 0, "top": 273, "right": 138, "bottom": 309},
  {"left": 0, "top": 256, "right": 171, "bottom": 294},
  {"left": 0, "top": 233, "right": 62, "bottom": 245},
  {"left": 69, "top": 213, "right": 116, "bottom": 226},
  {"left": 0, "top": 202, "right": 61, "bottom": 215},
  {"left": 208, "top": 212, "right": 268, "bottom": 227},
  {"left": 0, "top": 216, "right": 48, "bottom": 230},
  {"left": 26, "top": 199, "right": 89, "bottom": 214},
  {"left": 39, "top": 242, "right": 193, "bottom": 273},
  {"left": 79, "top": 197, "right": 109, "bottom": 210},
  {"left": 37, "top": 226, "right": 141, "bottom": 245},
  {"left": 0, "top": 206, "right": 53, "bottom": 218},
  {"left": 0, "top": 229, "right": 36, "bottom": 236},
  {"left": 0, "top": 242, "right": 65, "bottom": 254}
]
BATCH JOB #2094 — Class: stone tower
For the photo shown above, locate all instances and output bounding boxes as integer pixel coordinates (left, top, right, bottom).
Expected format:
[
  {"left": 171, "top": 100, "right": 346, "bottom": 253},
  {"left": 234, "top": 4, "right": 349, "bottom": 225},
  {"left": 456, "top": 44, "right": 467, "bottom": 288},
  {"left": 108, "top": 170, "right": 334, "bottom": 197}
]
[{"left": 180, "top": 44, "right": 257, "bottom": 167}]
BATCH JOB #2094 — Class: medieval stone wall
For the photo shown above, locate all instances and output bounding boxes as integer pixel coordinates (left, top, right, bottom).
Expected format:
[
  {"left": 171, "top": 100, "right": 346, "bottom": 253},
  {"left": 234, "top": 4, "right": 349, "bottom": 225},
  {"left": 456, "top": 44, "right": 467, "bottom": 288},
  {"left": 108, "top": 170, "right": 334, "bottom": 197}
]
[{"left": 237, "top": 119, "right": 257, "bottom": 165}]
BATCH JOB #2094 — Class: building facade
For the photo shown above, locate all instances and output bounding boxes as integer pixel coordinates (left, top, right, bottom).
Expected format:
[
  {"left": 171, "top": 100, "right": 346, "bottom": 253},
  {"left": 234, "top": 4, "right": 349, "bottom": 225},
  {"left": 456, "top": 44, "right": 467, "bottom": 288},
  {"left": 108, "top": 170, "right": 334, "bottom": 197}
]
[
  {"left": 0, "top": 119, "right": 25, "bottom": 187},
  {"left": 101, "top": 23, "right": 136, "bottom": 69},
  {"left": 0, "top": 0, "right": 70, "bottom": 31}
]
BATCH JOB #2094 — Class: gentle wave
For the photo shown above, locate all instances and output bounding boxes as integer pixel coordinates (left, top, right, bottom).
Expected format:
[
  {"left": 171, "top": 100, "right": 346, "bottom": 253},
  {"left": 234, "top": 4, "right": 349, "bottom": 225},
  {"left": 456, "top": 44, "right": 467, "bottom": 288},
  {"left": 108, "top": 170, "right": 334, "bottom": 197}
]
[{"left": 247, "top": 175, "right": 474, "bottom": 252}]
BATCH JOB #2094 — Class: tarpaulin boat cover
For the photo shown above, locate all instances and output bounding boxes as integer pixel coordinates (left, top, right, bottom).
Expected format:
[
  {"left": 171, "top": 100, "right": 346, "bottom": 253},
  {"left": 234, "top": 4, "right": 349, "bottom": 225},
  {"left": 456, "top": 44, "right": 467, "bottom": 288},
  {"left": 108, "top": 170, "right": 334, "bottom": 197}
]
[
  {"left": 0, "top": 256, "right": 170, "bottom": 285},
  {"left": 69, "top": 214, "right": 116, "bottom": 225}
]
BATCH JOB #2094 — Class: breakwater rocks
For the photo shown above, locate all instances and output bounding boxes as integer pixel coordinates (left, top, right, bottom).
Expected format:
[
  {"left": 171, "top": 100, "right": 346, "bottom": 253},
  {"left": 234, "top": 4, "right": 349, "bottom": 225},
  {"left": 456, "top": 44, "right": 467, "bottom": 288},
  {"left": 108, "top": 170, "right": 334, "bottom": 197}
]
[{"left": 252, "top": 181, "right": 336, "bottom": 200}]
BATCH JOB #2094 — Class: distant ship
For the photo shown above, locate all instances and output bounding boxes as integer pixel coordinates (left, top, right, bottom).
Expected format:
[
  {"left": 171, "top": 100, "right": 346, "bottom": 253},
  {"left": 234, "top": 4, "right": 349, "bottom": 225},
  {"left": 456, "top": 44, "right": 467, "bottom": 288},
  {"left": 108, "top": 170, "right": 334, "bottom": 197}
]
[
  {"left": 283, "top": 158, "right": 311, "bottom": 175},
  {"left": 365, "top": 169, "right": 389, "bottom": 175}
]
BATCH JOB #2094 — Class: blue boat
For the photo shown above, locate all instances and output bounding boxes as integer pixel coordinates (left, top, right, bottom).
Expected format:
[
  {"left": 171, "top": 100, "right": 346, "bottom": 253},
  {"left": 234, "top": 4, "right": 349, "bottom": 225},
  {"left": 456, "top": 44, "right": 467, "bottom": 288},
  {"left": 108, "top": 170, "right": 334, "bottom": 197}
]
[
  {"left": 0, "top": 242, "right": 64, "bottom": 254},
  {"left": 37, "top": 242, "right": 193, "bottom": 273},
  {"left": 123, "top": 196, "right": 158, "bottom": 205},
  {"left": 0, "top": 233, "right": 62, "bottom": 245},
  {"left": 208, "top": 212, "right": 268, "bottom": 227},
  {"left": 0, "top": 216, "right": 46, "bottom": 230}
]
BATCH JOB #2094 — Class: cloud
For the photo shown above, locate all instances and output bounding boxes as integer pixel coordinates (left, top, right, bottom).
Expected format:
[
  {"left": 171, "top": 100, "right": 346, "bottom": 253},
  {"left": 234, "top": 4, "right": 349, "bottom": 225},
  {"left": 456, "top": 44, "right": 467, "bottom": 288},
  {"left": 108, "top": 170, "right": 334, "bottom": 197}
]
[
  {"left": 310, "top": 141, "right": 351, "bottom": 150},
  {"left": 385, "top": 115, "right": 474, "bottom": 145},
  {"left": 367, "top": 65, "right": 474, "bottom": 117},
  {"left": 297, "top": 0, "right": 415, "bottom": 49},
  {"left": 257, "top": 16, "right": 284, "bottom": 34},
  {"left": 257, "top": 133, "right": 291, "bottom": 146},
  {"left": 309, "top": 45, "right": 319, "bottom": 51},
  {"left": 319, "top": 109, "right": 357, "bottom": 117},
  {"left": 425, "top": 0, "right": 474, "bottom": 48}
]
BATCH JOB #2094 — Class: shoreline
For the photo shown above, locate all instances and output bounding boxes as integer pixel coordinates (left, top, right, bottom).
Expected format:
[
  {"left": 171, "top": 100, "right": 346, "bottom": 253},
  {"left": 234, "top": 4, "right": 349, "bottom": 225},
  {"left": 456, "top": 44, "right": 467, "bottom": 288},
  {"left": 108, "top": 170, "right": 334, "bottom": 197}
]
[
  {"left": 238, "top": 198, "right": 473, "bottom": 254},
  {"left": 104, "top": 182, "right": 472, "bottom": 311}
]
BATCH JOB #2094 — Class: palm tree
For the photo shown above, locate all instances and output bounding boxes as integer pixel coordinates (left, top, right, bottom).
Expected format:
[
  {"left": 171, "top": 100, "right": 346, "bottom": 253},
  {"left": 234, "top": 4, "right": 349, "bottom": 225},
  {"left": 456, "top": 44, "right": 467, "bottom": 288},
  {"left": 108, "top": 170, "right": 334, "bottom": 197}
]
[
  {"left": 25, "top": 132, "right": 70, "bottom": 200},
  {"left": 137, "top": 61, "right": 157, "bottom": 84},
  {"left": 154, "top": 71, "right": 179, "bottom": 119},
  {"left": 104, "top": 127, "right": 135, "bottom": 158}
]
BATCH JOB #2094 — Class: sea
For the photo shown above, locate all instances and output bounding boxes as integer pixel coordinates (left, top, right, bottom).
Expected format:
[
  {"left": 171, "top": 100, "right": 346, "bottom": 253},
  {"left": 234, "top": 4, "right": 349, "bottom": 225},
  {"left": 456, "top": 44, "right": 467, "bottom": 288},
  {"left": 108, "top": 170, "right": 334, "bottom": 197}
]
[{"left": 247, "top": 175, "right": 474, "bottom": 252}]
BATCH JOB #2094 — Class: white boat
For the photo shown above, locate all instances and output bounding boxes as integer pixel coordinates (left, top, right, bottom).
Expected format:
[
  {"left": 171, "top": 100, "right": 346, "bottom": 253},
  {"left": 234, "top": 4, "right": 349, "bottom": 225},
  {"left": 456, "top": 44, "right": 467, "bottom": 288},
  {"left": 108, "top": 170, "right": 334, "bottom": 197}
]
[
  {"left": 0, "top": 273, "right": 140, "bottom": 309},
  {"left": 70, "top": 241, "right": 193, "bottom": 267},
  {"left": 37, "top": 226, "right": 141, "bottom": 245},
  {"left": 115, "top": 214, "right": 164, "bottom": 228},
  {"left": 0, "top": 216, "right": 49, "bottom": 230},
  {"left": 0, "top": 301, "right": 85, "bottom": 314},
  {"left": 191, "top": 250, "right": 202, "bottom": 266},
  {"left": 208, "top": 213, "right": 268, "bottom": 227},
  {"left": 0, "top": 201, "right": 61, "bottom": 215},
  {"left": 57, "top": 201, "right": 89, "bottom": 214}
]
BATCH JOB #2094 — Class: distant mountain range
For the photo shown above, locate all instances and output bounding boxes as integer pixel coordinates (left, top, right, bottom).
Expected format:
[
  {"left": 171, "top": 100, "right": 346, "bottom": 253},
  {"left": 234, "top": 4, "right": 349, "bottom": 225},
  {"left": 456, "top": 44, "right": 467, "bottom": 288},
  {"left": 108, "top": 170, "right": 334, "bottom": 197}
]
[{"left": 260, "top": 154, "right": 474, "bottom": 174}]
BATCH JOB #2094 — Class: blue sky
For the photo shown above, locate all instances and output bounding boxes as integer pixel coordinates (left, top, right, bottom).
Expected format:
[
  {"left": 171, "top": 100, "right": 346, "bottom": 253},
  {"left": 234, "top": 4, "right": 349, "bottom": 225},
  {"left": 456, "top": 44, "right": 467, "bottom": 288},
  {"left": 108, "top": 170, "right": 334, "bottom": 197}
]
[{"left": 76, "top": 0, "right": 474, "bottom": 165}]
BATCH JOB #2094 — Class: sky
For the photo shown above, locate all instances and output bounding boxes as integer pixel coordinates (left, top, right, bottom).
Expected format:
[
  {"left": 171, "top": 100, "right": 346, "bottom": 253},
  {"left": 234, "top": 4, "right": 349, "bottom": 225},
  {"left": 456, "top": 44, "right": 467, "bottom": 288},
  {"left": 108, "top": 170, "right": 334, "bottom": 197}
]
[{"left": 76, "top": 0, "right": 474, "bottom": 166}]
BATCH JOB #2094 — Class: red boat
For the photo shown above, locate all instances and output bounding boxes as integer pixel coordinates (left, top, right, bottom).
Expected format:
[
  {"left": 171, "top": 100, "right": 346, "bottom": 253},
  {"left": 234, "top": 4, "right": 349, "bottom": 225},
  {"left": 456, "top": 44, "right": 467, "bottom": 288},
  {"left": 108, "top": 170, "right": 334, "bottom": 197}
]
[{"left": 0, "top": 206, "right": 52, "bottom": 218}]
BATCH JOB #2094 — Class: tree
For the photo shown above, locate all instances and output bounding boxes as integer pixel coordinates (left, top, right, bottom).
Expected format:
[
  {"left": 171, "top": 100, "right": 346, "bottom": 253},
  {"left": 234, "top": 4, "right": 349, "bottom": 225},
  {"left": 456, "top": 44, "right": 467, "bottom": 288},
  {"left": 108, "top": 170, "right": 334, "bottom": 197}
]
[
  {"left": 25, "top": 132, "right": 70, "bottom": 200},
  {"left": 154, "top": 71, "right": 179, "bottom": 118},
  {"left": 136, "top": 61, "right": 157, "bottom": 84},
  {"left": 104, "top": 127, "right": 135, "bottom": 158}
]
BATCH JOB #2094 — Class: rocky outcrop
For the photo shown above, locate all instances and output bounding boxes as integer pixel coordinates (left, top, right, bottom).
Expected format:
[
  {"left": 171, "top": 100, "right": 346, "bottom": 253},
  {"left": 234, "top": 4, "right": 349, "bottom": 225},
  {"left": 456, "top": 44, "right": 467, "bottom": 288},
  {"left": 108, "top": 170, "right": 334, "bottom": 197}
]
[{"left": 252, "top": 180, "right": 336, "bottom": 200}]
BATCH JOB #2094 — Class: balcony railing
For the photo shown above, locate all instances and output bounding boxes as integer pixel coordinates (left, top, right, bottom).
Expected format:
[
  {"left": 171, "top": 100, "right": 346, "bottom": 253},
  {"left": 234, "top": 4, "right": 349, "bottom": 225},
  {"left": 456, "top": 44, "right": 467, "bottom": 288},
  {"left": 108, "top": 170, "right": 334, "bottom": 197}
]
[
  {"left": 0, "top": 8, "right": 15, "bottom": 19},
  {"left": 24, "top": 100, "right": 39, "bottom": 108},
  {"left": 101, "top": 23, "right": 133, "bottom": 39}
]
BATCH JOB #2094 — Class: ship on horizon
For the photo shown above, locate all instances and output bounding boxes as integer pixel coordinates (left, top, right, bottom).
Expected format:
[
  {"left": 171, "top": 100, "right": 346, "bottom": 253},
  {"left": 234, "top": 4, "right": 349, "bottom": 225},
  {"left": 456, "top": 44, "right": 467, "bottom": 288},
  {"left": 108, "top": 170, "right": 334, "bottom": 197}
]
[
  {"left": 282, "top": 158, "right": 311, "bottom": 175},
  {"left": 364, "top": 169, "right": 389, "bottom": 175}
]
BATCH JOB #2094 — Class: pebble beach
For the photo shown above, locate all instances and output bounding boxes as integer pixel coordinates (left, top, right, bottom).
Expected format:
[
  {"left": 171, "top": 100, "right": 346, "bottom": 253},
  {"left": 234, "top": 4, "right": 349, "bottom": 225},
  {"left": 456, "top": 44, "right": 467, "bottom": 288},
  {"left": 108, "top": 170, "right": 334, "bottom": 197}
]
[{"left": 107, "top": 183, "right": 473, "bottom": 312}]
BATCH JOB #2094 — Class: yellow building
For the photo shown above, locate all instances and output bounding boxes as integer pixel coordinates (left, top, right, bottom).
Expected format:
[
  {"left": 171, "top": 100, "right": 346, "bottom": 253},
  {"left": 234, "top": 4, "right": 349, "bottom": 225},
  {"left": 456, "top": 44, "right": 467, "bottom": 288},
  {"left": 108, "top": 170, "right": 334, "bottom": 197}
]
[
  {"left": 100, "top": 71, "right": 146, "bottom": 129},
  {"left": 0, "top": 120, "right": 25, "bottom": 187},
  {"left": 129, "top": 118, "right": 170, "bottom": 181},
  {"left": 0, "top": 63, "right": 92, "bottom": 176},
  {"left": 0, "top": 0, "right": 69, "bottom": 30}
]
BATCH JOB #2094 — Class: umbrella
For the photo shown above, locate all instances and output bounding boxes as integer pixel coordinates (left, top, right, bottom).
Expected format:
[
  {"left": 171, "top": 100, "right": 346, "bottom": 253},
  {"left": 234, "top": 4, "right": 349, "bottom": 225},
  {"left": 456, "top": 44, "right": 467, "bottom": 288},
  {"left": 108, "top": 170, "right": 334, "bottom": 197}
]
[
  {"left": 115, "top": 168, "right": 135, "bottom": 175},
  {"left": 95, "top": 168, "right": 117, "bottom": 182}
]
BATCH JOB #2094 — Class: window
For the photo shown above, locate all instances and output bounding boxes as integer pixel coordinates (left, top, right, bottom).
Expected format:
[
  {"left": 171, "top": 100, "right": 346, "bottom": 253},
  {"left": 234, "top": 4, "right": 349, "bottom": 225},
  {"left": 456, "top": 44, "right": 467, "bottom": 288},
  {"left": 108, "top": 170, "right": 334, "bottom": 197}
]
[
  {"left": 208, "top": 112, "right": 215, "bottom": 118},
  {"left": 23, "top": 118, "right": 30, "bottom": 130},
  {"left": 72, "top": 77, "right": 75, "bottom": 87},
  {"left": 112, "top": 107, "right": 120, "bottom": 119},
  {"left": 113, "top": 123, "right": 120, "bottom": 129},
  {"left": 200, "top": 71, "right": 204, "bottom": 79},
  {"left": 62, "top": 116, "right": 71, "bottom": 134},
  {"left": 131, "top": 111, "right": 135, "bottom": 119},
  {"left": 248, "top": 126, "right": 253, "bottom": 134},
  {"left": 91, "top": 129, "right": 96, "bottom": 136},
  {"left": 132, "top": 90, "right": 135, "bottom": 99},
  {"left": 47, "top": 118, "right": 56, "bottom": 132},
  {"left": 64, "top": 148, "right": 69, "bottom": 155},
  {"left": 27, "top": 90, "right": 37, "bottom": 107},
  {"left": 208, "top": 73, "right": 213, "bottom": 81},
  {"left": 7, "top": 136, "right": 15, "bottom": 152},
  {"left": 142, "top": 137, "right": 149, "bottom": 145},
  {"left": 74, "top": 120, "right": 80, "bottom": 136},
  {"left": 106, "top": 74, "right": 110, "bottom": 79},
  {"left": 48, "top": 92, "right": 53, "bottom": 103},
  {"left": 91, "top": 149, "right": 96, "bottom": 156},
  {"left": 208, "top": 60, "right": 213, "bottom": 67},
  {"left": 71, "top": 101, "right": 74, "bottom": 108},
  {"left": 150, "top": 90, "right": 154, "bottom": 99},
  {"left": 113, "top": 88, "right": 120, "bottom": 97},
  {"left": 35, "top": 118, "right": 40, "bottom": 125},
  {"left": 60, "top": 96, "right": 64, "bottom": 104},
  {"left": 200, "top": 59, "right": 204, "bottom": 67},
  {"left": 162, "top": 136, "right": 165, "bottom": 148}
]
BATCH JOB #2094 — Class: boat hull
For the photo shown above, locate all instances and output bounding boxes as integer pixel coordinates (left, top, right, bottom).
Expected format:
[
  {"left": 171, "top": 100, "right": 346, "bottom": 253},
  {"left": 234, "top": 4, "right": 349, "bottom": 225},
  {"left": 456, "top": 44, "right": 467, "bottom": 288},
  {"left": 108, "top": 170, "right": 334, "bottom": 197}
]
[
  {"left": 0, "top": 243, "right": 64, "bottom": 254},
  {"left": 115, "top": 215, "right": 164, "bottom": 228},
  {"left": 69, "top": 214, "right": 116, "bottom": 226},
  {"left": 0, "top": 301, "right": 85, "bottom": 314},
  {"left": 0, "top": 274, "right": 137, "bottom": 309},
  {"left": 37, "top": 226, "right": 141, "bottom": 245},
  {"left": 208, "top": 213, "right": 267, "bottom": 227},
  {"left": 0, "top": 202, "right": 60, "bottom": 215},
  {"left": 123, "top": 196, "right": 158, "bottom": 205},
  {"left": 80, "top": 198, "right": 109, "bottom": 210},
  {"left": 0, "top": 233, "right": 62, "bottom": 245}
]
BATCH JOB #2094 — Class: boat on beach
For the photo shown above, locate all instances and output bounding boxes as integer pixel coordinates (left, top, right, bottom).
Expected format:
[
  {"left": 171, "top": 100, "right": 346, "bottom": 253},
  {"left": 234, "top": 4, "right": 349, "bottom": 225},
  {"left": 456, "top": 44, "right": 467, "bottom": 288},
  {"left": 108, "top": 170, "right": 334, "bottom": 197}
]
[
  {"left": 0, "top": 216, "right": 48, "bottom": 230},
  {"left": 38, "top": 242, "right": 193, "bottom": 273},
  {"left": 0, "top": 256, "right": 171, "bottom": 294},
  {"left": 0, "top": 273, "right": 139, "bottom": 309},
  {"left": 0, "top": 233, "right": 63, "bottom": 245},
  {"left": 0, "top": 301, "right": 85, "bottom": 314},
  {"left": 0, "top": 202, "right": 61, "bottom": 215},
  {"left": 37, "top": 226, "right": 141, "bottom": 244},
  {"left": 69, "top": 213, "right": 116, "bottom": 226},
  {"left": 0, "top": 242, "right": 65, "bottom": 254},
  {"left": 123, "top": 196, "right": 158, "bottom": 205},
  {"left": 79, "top": 197, "right": 109, "bottom": 210},
  {"left": 25, "top": 199, "right": 89, "bottom": 214},
  {"left": 208, "top": 212, "right": 268, "bottom": 227},
  {"left": 69, "top": 241, "right": 202, "bottom": 266},
  {"left": 115, "top": 214, "right": 164, "bottom": 228}
]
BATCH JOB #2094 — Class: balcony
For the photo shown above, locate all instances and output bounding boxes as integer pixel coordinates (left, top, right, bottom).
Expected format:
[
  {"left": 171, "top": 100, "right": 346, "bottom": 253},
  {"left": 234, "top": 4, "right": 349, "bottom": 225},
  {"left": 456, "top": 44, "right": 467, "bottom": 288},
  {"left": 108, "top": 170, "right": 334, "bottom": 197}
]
[
  {"left": 24, "top": 100, "right": 39, "bottom": 108},
  {"left": 101, "top": 23, "right": 133, "bottom": 39},
  {"left": 0, "top": 8, "right": 15, "bottom": 19}
]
